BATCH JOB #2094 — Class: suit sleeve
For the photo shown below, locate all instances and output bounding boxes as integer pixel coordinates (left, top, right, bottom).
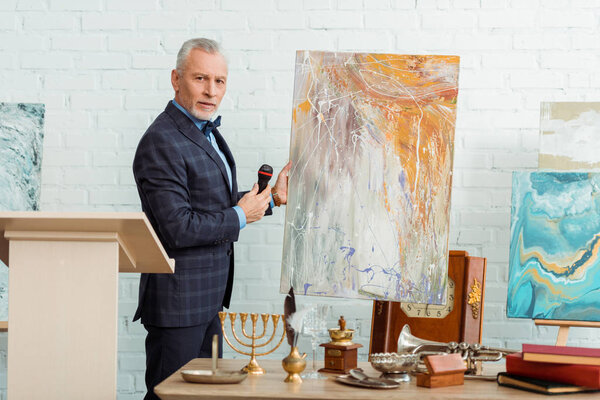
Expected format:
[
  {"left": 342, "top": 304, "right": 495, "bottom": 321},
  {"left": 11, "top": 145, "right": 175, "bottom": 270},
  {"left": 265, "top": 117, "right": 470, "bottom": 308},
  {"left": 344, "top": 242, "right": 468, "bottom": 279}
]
[
  {"left": 134, "top": 133, "right": 241, "bottom": 249},
  {"left": 236, "top": 191, "right": 247, "bottom": 202}
]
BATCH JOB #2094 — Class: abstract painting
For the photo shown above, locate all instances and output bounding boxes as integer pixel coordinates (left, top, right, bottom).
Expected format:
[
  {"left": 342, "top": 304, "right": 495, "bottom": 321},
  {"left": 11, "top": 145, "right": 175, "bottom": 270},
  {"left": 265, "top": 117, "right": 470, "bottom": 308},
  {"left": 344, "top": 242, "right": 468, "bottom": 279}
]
[
  {"left": 508, "top": 172, "right": 600, "bottom": 321},
  {"left": 539, "top": 102, "right": 600, "bottom": 170},
  {"left": 0, "top": 103, "right": 45, "bottom": 320},
  {"left": 280, "top": 51, "right": 460, "bottom": 304}
]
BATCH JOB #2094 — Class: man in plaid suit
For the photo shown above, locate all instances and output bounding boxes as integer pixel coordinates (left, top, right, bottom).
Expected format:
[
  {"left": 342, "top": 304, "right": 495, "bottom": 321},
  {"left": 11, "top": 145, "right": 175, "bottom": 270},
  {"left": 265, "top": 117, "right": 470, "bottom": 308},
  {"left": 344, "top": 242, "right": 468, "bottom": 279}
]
[{"left": 132, "top": 38, "right": 291, "bottom": 400}]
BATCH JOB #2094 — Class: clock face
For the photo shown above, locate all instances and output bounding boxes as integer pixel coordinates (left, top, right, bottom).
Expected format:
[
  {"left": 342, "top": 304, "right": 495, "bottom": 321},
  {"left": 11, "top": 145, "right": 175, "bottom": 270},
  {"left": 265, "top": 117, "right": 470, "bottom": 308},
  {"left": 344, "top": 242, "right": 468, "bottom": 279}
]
[{"left": 400, "top": 278, "right": 455, "bottom": 318}]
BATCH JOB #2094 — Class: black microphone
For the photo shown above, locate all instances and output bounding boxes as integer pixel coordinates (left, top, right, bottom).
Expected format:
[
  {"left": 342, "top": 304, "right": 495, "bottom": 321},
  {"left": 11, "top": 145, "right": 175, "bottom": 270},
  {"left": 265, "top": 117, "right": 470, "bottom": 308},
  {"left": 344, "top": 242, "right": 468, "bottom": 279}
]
[{"left": 257, "top": 164, "right": 273, "bottom": 193}]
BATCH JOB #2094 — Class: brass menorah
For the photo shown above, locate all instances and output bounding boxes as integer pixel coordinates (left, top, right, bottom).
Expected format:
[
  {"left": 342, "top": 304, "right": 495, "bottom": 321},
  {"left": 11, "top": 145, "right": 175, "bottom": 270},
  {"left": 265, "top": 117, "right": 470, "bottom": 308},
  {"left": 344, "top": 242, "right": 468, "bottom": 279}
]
[{"left": 218, "top": 311, "right": 286, "bottom": 375}]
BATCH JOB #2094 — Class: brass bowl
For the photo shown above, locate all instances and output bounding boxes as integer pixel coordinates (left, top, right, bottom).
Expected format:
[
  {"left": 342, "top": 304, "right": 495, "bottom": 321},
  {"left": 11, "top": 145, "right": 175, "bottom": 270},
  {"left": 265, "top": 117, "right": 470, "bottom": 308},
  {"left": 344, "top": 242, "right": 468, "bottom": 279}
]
[{"left": 328, "top": 328, "right": 354, "bottom": 345}]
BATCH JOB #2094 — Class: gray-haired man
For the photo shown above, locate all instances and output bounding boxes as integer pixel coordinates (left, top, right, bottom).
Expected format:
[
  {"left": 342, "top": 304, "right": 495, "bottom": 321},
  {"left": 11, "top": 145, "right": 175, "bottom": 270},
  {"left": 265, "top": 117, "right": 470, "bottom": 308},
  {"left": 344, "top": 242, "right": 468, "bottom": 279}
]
[{"left": 133, "top": 38, "right": 291, "bottom": 399}]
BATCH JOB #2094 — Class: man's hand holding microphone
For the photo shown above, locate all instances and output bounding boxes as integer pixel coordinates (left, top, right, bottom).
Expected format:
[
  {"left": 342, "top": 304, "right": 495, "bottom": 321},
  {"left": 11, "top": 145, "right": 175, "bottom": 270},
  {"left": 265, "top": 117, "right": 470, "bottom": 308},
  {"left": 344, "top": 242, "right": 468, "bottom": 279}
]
[{"left": 238, "top": 162, "right": 291, "bottom": 224}]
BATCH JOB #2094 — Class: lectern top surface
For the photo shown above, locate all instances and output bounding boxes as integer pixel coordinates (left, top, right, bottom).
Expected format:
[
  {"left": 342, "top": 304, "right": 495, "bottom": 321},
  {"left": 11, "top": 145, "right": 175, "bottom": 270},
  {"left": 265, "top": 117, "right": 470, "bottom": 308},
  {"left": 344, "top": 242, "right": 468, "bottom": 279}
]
[{"left": 0, "top": 211, "right": 174, "bottom": 274}]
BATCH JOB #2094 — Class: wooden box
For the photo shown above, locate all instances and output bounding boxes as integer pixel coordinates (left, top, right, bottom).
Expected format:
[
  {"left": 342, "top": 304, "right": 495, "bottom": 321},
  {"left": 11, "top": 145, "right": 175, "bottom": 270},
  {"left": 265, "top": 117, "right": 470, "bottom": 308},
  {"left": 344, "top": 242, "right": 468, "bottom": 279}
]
[
  {"left": 318, "top": 343, "right": 362, "bottom": 374},
  {"left": 416, "top": 353, "right": 466, "bottom": 388}
]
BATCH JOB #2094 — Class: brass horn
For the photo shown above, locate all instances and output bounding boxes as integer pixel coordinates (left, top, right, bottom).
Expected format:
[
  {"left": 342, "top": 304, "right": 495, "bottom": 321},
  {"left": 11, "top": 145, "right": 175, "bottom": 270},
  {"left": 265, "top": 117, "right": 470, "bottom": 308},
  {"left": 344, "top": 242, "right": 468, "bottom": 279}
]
[
  {"left": 397, "top": 324, "right": 518, "bottom": 375},
  {"left": 397, "top": 324, "right": 450, "bottom": 354}
]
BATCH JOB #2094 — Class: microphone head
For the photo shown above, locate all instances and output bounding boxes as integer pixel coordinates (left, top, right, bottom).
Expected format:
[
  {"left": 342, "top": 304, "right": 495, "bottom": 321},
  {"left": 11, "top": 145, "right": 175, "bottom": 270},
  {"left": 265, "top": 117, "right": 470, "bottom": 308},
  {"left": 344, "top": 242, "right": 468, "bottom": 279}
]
[
  {"left": 259, "top": 164, "right": 273, "bottom": 175},
  {"left": 257, "top": 164, "right": 273, "bottom": 193}
]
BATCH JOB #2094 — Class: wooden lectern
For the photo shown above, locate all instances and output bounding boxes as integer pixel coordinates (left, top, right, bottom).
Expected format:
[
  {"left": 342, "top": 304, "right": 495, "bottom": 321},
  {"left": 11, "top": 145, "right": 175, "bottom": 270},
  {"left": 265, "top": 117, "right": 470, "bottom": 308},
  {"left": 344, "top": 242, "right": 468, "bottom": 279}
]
[{"left": 0, "top": 211, "right": 174, "bottom": 400}]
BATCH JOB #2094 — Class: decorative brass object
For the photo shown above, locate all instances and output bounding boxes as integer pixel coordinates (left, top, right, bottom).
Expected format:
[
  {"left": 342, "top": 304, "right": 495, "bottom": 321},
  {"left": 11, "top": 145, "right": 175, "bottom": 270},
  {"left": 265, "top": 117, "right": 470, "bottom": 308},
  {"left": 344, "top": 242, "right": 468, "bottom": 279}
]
[
  {"left": 327, "top": 315, "right": 354, "bottom": 345},
  {"left": 319, "top": 316, "right": 362, "bottom": 374},
  {"left": 467, "top": 278, "right": 482, "bottom": 319},
  {"left": 327, "top": 349, "right": 342, "bottom": 357},
  {"left": 180, "top": 335, "right": 248, "bottom": 384},
  {"left": 282, "top": 346, "right": 307, "bottom": 383},
  {"left": 395, "top": 324, "right": 518, "bottom": 376},
  {"left": 218, "top": 311, "right": 286, "bottom": 375}
]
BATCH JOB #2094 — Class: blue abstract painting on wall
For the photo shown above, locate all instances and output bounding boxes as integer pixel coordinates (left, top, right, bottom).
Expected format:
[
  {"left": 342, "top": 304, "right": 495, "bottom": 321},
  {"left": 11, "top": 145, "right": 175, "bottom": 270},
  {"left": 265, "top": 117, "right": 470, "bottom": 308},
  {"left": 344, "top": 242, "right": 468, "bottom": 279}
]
[
  {"left": 0, "top": 103, "right": 45, "bottom": 320},
  {"left": 508, "top": 171, "right": 600, "bottom": 321}
]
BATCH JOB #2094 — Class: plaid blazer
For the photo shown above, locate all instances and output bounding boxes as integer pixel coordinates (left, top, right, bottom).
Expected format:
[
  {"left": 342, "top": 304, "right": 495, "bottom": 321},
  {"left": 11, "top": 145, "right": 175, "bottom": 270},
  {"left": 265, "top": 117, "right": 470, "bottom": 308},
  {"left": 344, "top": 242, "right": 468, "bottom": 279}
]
[{"left": 132, "top": 101, "right": 243, "bottom": 327}]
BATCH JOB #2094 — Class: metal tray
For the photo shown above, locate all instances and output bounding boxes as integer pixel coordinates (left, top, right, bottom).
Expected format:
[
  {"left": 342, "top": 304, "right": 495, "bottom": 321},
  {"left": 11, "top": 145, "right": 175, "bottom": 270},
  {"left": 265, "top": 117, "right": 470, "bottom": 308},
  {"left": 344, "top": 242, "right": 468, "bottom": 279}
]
[
  {"left": 181, "top": 369, "right": 248, "bottom": 384},
  {"left": 334, "top": 374, "right": 401, "bottom": 389}
]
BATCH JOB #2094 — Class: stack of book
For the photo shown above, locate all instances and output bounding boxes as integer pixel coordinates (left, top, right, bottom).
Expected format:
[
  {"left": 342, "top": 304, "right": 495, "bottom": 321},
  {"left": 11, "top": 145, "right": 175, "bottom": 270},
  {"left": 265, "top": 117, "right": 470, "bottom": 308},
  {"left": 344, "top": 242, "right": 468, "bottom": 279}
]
[{"left": 498, "top": 344, "right": 600, "bottom": 395}]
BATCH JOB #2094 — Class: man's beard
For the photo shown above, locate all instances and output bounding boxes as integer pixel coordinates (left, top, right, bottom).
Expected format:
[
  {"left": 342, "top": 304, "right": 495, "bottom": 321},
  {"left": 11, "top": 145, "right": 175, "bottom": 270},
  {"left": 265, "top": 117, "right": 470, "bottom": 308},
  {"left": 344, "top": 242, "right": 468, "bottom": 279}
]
[
  {"left": 189, "top": 107, "right": 209, "bottom": 120},
  {"left": 186, "top": 99, "right": 213, "bottom": 121}
]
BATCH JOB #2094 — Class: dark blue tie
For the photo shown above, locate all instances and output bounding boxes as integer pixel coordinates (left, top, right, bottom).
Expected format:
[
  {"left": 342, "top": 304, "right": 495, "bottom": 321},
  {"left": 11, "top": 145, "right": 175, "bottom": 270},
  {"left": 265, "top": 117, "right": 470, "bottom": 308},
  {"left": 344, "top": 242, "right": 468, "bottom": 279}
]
[{"left": 202, "top": 115, "right": 221, "bottom": 138}]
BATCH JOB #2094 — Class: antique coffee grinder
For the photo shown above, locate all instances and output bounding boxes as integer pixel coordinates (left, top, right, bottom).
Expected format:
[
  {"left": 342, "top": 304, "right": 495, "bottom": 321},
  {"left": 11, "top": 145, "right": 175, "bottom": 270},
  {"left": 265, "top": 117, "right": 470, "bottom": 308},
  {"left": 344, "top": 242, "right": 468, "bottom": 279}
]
[{"left": 318, "top": 316, "right": 362, "bottom": 374}]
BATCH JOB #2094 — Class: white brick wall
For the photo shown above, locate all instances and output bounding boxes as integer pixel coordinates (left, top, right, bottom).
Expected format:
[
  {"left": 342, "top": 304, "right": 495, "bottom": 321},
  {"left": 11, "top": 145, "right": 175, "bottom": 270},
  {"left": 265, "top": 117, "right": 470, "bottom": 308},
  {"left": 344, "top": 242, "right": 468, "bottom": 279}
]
[{"left": 1, "top": 1, "right": 600, "bottom": 399}]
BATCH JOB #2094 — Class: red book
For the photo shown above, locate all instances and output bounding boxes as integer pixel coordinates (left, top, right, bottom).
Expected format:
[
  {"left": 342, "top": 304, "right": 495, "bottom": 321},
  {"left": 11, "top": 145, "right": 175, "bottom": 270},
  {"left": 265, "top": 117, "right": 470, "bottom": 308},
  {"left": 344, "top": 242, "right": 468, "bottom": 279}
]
[
  {"left": 523, "top": 343, "right": 600, "bottom": 365},
  {"left": 523, "top": 343, "right": 600, "bottom": 358},
  {"left": 506, "top": 353, "right": 600, "bottom": 389}
]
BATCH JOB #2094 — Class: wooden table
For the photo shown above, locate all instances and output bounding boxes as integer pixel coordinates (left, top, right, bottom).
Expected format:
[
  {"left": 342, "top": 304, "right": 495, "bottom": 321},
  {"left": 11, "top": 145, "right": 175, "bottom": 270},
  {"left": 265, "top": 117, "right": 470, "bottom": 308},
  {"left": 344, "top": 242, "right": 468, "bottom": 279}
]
[{"left": 154, "top": 359, "right": 595, "bottom": 399}]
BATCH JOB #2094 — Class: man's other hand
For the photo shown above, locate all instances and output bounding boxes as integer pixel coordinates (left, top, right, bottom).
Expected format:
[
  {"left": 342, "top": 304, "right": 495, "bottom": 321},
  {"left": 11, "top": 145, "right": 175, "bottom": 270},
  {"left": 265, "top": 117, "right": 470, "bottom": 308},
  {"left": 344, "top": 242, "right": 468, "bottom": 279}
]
[
  {"left": 273, "top": 161, "right": 292, "bottom": 206},
  {"left": 238, "top": 183, "right": 271, "bottom": 223}
]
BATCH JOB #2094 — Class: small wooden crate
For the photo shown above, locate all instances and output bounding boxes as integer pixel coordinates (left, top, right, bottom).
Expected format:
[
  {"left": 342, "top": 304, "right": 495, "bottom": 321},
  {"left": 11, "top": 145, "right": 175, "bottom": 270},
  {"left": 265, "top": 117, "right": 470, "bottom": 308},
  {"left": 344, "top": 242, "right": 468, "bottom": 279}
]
[{"left": 416, "top": 353, "right": 467, "bottom": 388}]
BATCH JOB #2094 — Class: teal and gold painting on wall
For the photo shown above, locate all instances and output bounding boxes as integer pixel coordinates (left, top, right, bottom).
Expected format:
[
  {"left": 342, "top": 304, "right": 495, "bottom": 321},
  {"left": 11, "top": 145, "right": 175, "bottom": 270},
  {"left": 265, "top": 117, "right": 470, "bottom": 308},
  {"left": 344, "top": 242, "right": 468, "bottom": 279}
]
[{"left": 508, "top": 171, "right": 600, "bottom": 321}]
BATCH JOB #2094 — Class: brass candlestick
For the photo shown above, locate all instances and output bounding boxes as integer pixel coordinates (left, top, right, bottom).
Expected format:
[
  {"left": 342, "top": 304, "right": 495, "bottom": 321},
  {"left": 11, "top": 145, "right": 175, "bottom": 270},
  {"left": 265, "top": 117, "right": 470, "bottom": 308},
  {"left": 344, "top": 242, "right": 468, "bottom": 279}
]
[{"left": 218, "top": 311, "right": 286, "bottom": 375}]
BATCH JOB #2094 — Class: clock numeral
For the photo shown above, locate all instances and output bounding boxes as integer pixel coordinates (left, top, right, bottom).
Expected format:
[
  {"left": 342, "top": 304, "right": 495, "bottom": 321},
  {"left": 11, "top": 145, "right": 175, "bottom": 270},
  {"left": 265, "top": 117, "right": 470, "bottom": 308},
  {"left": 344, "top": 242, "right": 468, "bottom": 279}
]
[{"left": 400, "top": 277, "right": 454, "bottom": 319}]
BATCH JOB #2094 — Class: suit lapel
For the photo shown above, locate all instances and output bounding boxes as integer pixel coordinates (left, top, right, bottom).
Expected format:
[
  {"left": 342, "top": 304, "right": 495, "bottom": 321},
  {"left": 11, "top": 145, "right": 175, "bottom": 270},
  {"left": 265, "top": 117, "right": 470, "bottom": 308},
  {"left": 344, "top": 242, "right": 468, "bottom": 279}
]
[{"left": 165, "top": 103, "right": 232, "bottom": 194}]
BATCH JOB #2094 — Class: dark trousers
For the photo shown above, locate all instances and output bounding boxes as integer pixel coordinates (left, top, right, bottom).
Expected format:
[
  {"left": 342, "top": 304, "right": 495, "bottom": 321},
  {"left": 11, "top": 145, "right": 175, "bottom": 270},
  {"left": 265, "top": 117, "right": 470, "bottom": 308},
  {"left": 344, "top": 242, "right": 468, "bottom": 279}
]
[{"left": 143, "top": 313, "right": 223, "bottom": 400}]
